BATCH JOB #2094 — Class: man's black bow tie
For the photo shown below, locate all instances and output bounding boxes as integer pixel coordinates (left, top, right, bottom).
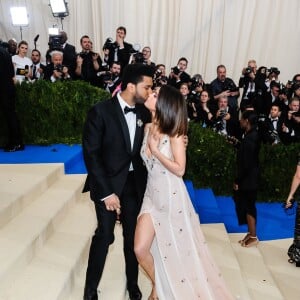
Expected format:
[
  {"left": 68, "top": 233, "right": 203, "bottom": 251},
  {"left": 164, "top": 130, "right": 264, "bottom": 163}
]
[{"left": 124, "top": 106, "right": 136, "bottom": 114}]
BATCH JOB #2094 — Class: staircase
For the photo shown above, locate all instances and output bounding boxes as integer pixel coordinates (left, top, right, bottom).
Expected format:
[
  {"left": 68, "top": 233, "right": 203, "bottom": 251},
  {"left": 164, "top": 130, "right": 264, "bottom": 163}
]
[{"left": 0, "top": 165, "right": 299, "bottom": 300}]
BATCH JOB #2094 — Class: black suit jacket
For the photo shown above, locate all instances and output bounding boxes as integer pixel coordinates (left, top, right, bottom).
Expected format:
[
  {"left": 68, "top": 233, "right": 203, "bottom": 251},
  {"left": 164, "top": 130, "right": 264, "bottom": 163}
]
[
  {"left": 107, "top": 42, "right": 133, "bottom": 72},
  {"left": 82, "top": 96, "right": 151, "bottom": 202},
  {"left": 259, "top": 116, "right": 284, "bottom": 144}
]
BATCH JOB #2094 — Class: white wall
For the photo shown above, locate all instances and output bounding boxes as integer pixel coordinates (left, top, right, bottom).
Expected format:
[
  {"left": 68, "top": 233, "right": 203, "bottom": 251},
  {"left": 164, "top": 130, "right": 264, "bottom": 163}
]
[{"left": 1, "top": 0, "right": 299, "bottom": 83}]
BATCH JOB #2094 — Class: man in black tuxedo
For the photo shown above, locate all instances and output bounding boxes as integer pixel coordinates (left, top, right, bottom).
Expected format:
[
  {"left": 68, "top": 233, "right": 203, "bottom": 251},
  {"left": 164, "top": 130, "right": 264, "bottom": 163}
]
[
  {"left": 262, "top": 81, "right": 281, "bottom": 116},
  {"left": 259, "top": 104, "right": 284, "bottom": 145},
  {"left": 30, "top": 49, "right": 46, "bottom": 81},
  {"left": 82, "top": 63, "right": 154, "bottom": 300},
  {"left": 106, "top": 26, "right": 133, "bottom": 72}
]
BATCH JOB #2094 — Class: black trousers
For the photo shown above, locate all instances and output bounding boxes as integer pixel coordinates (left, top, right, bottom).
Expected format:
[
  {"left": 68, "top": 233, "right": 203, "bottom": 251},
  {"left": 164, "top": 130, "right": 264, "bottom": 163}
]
[
  {"left": 0, "top": 92, "right": 23, "bottom": 145},
  {"left": 85, "top": 172, "right": 141, "bottom": 290}
]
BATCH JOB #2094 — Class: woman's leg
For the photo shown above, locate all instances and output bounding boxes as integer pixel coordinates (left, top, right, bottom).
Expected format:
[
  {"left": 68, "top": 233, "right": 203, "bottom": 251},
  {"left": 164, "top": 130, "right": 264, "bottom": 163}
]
[
  {"left": 134, "top": 213, "right": 157, "bottom": 298},
  {"left": 242, "top": 191, "right": 258, "bottom": 247},
  {"left": 247, "top": 213, "right": 256, "bottom": 237}
]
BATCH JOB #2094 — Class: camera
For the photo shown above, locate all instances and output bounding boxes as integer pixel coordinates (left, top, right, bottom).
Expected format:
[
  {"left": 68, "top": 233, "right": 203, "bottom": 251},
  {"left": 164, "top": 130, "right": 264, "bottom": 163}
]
[
  {"left": 153, "top": 69, "right": 168, "bottom": 87},
  {"left": 212, "top": 109, "right": 227, "bottom": 132},
  {"left": 78, "top": 51, "right": 90, "bottom": 59},
  {"left": 132, "top": 51, "right": 145, "bottom": 64},
  {"left": 101, "top": 71, "right": 112, "bottom": 81},
  {"left": 0, "top": 40, "right": 9, "bottom": 49},
  {"left": 267, "top": 67, "right": 280, "bottom": 75},
  {"left": 219, "top": 109, "right": 227, "bottom": 118},
  {"left": 244, "top": 67, "right": 253, "bottom": 75},
  {"left": 103, "top": 37, "right": 117, "bottom": 51},
  {"left": 190, "top": 74, "right": 203, "bottom": 91},
  {"left": 222, "top": 80, "right": 238, "bottom": 92},
  {"left": 54, "top": 64, "right": 64, "bottom": 73},
  {"left": 172, "top": 66, "right": 180, "bottom": 75},
  {"left": 48, "top": 35, "right": 63, "bottom": 51}
]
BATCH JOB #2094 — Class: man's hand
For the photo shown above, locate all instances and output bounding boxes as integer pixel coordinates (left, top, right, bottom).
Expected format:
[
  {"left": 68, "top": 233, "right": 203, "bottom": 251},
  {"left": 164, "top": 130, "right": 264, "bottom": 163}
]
[{"left": 104, "top": 194, "right": 121, "bottom": 214}]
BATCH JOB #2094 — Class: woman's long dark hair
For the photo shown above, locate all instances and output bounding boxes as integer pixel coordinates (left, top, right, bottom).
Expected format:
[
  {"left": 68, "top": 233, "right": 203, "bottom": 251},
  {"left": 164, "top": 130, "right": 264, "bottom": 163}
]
[{"left": 155, "top": 85, "right": 188, "bottom": 137}]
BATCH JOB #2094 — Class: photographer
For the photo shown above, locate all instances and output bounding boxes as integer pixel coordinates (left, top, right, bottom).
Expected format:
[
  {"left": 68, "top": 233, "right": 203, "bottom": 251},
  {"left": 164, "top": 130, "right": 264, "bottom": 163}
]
[
  {"left": 265, "top": 67, "right": 281, "bottom": 91},
  {"left": 262, "top": 81, "right": 281, "bottom": 116},
  {"left": 239, "top": 60, "right": 257, "bottom": 112},
  {"left": 153, "top": 64, "right": 168, "bottom": 88},
  {"left": 259, "top": 104, "right": 284, "bottom": 145},
  {"left": 210, "top": 65, "right": 239, "bottom": 111},
  {"left": 0, "top": 42, "right": 24, "bottom": 152},
  {"left": 284, "top": 74, "right": 300, "bottom": 100},
  {"left": 99, "top": 61, "right": 122, "bottom": 94},
  {"left": 212, "top": 95, "right": 239, "bottom": 137},
  {"left": 141, "top": 46, "right": 155, "bottom": 67},
  {"left": 75, "top": 35, "right": 102, "bottom": 86},
  {"left": 281, "top": 97, "right": 300, "bottom": 144},
  {"left": 104, "top": 26, "right": 133, "bottom": 72},
  {"left": 44, "top": 51, "right": 71, "bottom": 82},
  {"left": 194, "top": 90, "right": 214, "bottom": 127},
  {"left": 167, "top": 57, "right": 191, "bottom": 89}
]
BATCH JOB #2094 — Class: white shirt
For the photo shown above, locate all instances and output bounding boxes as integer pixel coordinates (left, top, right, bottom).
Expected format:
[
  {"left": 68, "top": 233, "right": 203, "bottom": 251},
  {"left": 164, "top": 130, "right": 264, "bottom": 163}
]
[
  {"left": 12, "top": 55, "right": 32, "bottom": 83},
  {"left": 117, "top": 93, "right": 136, "bottom": 150}
]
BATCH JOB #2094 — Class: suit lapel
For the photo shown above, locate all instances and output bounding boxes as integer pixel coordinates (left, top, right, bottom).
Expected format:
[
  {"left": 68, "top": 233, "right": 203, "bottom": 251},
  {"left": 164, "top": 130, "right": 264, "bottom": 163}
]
[{"left": 132, "top": 108, "right": 143, "bottom": 154}]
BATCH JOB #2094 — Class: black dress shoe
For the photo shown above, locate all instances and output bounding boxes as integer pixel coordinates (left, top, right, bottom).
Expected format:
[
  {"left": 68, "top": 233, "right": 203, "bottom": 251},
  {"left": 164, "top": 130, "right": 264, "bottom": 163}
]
[
  {"left": 128, "top": 284, "right": 142, "bottom": 300},
  {"left": 83, "top": 286, "right": 98, "bottom": 300},
  {"left": 4, "top": 144, "right": 25, "bottom": 152}
]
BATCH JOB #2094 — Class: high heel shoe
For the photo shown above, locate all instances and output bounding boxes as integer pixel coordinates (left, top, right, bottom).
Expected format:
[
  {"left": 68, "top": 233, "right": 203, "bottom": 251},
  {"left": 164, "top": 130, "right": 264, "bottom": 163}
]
[
  {"left": 148, "top": 297, "right": 159, "bottom": 300},
  {"left": 238, "top": 232, "right": 250, "bottom": 244},
  {"left": 241, "top": 236, "right": 259, "bottom": 247}
]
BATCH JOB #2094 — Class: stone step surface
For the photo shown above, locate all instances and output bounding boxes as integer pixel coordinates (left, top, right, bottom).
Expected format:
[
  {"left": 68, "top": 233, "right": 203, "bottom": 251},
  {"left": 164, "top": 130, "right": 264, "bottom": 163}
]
[
  {"left": 229, "top": 234, "right": 285, "bottom": 300},
  {"left": 0, "top": 164, "right": 299, "bottom": 300},
  {"left": 0, "top": 163, "right": 64, "bottom": 228},
  {"left": 0, "top": 171, "right": 87, "bottom": 296}
]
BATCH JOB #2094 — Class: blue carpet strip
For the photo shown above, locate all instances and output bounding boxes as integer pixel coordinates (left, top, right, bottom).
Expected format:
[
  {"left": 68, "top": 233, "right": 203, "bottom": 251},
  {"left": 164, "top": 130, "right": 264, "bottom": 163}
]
[{"left": 0, "top": 145, "right": 294, "bottom": 241}]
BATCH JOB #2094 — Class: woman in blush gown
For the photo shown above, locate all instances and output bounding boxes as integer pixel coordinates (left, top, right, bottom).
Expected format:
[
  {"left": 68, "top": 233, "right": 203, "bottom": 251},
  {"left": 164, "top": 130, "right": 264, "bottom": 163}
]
[{"left": 134, "top": 85, "right": 234, "bottom": 300}]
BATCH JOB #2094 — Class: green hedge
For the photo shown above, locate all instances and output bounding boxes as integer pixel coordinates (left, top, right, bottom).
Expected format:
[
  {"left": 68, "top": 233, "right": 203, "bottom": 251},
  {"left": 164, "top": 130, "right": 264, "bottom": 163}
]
[
  {"left": 186, "top": 122, "right": 300, "bottom": 202},
  {"left": 1, "top": 81, "right": 299, "bottom": 202},
  {"left": 0, "top": 80, "right": 110, "bottom": 145}
]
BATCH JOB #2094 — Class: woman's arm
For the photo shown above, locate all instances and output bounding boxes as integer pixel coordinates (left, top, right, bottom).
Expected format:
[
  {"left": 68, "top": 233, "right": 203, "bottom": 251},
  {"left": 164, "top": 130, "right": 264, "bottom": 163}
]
[{"left": 149, "top": 133, "right": 186, "bottom": 177}]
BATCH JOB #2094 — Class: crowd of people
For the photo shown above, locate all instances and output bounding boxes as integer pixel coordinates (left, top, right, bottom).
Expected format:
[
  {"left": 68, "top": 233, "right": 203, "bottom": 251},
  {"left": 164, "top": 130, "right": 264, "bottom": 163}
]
[
  {"left": 2, "top": 26, "right": 300, "bottom": 152},
  {"left": 1, "top": 26, "right": 300, "bottom": 299}
]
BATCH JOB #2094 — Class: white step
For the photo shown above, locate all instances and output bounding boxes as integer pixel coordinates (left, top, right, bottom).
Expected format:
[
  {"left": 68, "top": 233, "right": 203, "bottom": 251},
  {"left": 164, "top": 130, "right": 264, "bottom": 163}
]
[
  {"left": 0, "top": 192, "right": 96, "bottom": 300},
  {"left": 259, "top": 238, "right": 300, "bottom": 300},
  {"left": 201, "top": 223, "right": 252, "bottom": 299},
  {"left": 0, "top": 163, "right": 64, "bottom": 228},
  {"left": 0, "top": 173, "right": 86, "bottom": 294},
  {"left": 1, "top": 164, "right": 299, "bottom": 299},
  {"left": 229, "top": 234, "right": 285, "bottom": 299},
  {"left": 67, "top": 225, "right": 152, "bottom": 300}
]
